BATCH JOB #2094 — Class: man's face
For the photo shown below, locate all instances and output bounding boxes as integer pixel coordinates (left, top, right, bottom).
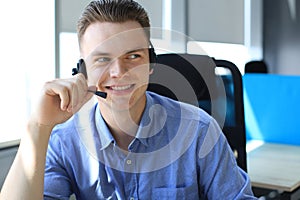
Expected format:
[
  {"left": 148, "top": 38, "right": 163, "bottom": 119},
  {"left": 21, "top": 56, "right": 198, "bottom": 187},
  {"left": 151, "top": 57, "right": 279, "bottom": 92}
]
[{"left": 80, "top": 21, "right": 151, "bottom": 111}]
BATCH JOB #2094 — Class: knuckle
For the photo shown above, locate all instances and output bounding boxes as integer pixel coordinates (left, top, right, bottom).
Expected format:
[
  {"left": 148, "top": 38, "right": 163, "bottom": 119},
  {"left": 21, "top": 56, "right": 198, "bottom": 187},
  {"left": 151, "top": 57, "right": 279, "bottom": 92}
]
[{"left": 61, "top": 86, "right": 70, "bottom": 95}]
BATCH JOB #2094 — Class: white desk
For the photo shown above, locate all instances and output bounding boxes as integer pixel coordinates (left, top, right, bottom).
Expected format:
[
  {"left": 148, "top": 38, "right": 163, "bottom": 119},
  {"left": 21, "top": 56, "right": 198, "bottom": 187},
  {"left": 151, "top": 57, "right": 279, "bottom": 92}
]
[
  {"left": 0, "top": 139, "right": 20, "bottom": 150},
  {"left": 247, "top": 142, "right": 300, "bottom": 192}
]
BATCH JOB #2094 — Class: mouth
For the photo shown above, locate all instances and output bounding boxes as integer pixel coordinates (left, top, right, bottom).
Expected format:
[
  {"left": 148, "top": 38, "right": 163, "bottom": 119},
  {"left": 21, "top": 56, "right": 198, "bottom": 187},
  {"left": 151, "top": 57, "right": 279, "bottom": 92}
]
[{"left": 105, "top": 84, "right": 135, "bottom": 92}]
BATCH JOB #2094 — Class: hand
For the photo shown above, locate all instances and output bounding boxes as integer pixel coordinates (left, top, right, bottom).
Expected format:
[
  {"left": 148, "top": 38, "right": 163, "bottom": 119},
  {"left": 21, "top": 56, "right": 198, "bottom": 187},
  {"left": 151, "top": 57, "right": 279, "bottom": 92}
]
[{"left": 30, "top": 74, "right": 95, "bottom": 129}]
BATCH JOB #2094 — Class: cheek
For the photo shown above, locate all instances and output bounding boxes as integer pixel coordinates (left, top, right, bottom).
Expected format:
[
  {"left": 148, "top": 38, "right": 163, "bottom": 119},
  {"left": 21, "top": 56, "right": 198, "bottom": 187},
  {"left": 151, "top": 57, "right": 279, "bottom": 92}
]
[
  {"left": 87, "top": 68, "right": 106, "bottom": 85},
  {"left": 131, "top": 64, "right": 151, "bottom": 81}
]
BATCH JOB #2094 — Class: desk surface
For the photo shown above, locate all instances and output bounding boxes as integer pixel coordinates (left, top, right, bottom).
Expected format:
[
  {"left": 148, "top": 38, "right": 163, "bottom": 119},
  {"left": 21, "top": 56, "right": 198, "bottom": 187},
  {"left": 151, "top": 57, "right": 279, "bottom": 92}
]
[
  {"left": 247, "top": 142, "right": 300, "bottom": 192},
  {"left": 0, "top": 139, "right": 20, "bottom": 150}
]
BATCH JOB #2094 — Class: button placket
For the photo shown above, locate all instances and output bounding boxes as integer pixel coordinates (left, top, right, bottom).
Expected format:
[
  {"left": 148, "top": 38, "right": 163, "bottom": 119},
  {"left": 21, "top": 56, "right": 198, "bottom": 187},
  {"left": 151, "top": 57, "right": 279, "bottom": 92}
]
[{"left": 124, "top": 153, "right": 135, "bottom": 172}]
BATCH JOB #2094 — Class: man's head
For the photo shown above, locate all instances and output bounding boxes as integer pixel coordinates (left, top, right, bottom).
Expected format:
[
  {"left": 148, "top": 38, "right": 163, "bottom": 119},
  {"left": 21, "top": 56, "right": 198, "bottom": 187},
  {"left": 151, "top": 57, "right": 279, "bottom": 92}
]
[
  {"left": 76, "top": 0, "right": 153, "bottom": 113},
  {"left": 77, "top": 0, "right": 150, "bottom": 50}
]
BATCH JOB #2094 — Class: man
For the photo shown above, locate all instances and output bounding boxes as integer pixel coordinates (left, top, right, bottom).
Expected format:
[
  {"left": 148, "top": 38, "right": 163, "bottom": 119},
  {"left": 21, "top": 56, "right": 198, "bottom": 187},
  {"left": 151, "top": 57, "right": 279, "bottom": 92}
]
[{"left": 1, "top": 0, "right": 256, "bottom": 199}]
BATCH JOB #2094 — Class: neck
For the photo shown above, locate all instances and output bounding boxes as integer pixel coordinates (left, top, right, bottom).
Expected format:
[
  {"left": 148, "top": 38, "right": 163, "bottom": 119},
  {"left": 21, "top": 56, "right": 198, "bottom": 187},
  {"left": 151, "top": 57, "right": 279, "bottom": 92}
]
[{"left": 98, "top": 95, "right": 146, "bottom": 150}]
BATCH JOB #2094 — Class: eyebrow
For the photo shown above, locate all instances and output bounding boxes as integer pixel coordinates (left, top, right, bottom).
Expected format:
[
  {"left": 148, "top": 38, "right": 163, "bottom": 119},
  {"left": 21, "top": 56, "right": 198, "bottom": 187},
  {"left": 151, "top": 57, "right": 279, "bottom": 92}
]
[
  {"left": 90, "top": 47, "right": 148, "bottom": 57},
  {"left": 125, "top": 48, "right": 148, "bottom": 54},
  {"left": 90, "top": 50, "right": 110, "bottom": 57}
]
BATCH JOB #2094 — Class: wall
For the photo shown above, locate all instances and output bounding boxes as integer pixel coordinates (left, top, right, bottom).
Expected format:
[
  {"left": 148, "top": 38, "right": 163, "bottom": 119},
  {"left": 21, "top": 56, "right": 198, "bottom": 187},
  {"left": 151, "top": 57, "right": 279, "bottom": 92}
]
[
  {"left": 58, "top": 0, "right": 91, "bottom": 32},
  {"left": 187, "top": 0, "right": 244, "bottom": 44},
  {"left": 263, "top": 0, "right": 300, "bottom": 75},
  {"left": 57, "top": 0, "right": 262, "bottom": 52},
  {"left": 59, "top": 0, "right": 163, "bottom": 33}
]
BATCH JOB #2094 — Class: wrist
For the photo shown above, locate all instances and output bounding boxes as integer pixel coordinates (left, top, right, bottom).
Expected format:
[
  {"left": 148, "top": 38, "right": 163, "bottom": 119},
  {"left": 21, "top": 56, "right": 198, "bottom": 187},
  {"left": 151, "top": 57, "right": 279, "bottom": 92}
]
[{"left": 26, "top": 119, "right": 54, "bottom": 141}]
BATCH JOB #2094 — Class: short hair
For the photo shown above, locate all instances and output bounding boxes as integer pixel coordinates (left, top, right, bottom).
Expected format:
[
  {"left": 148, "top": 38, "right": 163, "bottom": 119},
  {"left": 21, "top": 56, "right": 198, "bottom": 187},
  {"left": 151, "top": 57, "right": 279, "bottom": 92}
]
[{"left": 77, "top": 0, "right": 150, "bottom": 48}]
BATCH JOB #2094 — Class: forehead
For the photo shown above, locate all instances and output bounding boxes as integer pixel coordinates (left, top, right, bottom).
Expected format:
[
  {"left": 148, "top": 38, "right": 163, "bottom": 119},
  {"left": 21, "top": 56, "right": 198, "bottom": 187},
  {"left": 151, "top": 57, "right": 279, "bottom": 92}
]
[{"left": 81, "top": 21, "right": 149, "bottom": 57}]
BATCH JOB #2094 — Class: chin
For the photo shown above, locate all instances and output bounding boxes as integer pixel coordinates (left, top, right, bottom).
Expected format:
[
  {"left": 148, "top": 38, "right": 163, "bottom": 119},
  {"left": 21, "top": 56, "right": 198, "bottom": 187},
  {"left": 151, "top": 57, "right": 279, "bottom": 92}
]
[{"left": 112, "top": 92, "right": 146, "bottom": 110}]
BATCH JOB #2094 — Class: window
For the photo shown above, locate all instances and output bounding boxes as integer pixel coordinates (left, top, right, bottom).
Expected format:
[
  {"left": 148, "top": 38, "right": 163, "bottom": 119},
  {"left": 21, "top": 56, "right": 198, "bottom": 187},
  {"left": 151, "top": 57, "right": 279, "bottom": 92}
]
[
  {"left": 0, "top": 0, "right": 55, "bottom": 145},
  {"left": 187, "top": 41, "right": 252, "bottom": 75},
  {"left": 59, "top": 32, "right": 80, "bottom": 78}
]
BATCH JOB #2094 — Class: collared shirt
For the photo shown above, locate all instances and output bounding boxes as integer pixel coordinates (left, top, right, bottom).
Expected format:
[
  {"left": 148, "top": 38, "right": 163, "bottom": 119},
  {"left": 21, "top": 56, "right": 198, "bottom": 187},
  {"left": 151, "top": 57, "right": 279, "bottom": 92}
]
[{"left": 44, "top": 91, "right": 256, "bottom": 200}]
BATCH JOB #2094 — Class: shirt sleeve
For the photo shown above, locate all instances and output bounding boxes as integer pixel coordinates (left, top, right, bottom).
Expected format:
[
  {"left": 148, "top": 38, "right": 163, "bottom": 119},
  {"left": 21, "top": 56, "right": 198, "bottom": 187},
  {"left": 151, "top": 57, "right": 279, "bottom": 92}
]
[
  {"left": 44, "top": 132, "right": 73, "bottom": 200},
  {"left": 198, "top": 118, "right": 257, "bottom": 199}
]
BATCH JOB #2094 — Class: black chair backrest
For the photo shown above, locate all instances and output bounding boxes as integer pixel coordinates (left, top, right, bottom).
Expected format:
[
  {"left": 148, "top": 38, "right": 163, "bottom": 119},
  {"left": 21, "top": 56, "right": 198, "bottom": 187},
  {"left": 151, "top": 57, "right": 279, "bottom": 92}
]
[
  {"left": 147, "top": 53, "right": 247, "bottom": 171},
  {"left": 245, "top": 60, "right": 268, "bottom": 73}
]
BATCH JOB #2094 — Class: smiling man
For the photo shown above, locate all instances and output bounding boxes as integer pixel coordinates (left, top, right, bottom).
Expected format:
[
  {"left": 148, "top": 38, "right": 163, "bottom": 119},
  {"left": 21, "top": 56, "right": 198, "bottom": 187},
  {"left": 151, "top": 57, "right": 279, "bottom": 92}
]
[
  {"left": 0, "top": 0, "right": 257, "bottom": 199},
  {"left": 81, "top": 21, "right": 153, "bottom": 150}
]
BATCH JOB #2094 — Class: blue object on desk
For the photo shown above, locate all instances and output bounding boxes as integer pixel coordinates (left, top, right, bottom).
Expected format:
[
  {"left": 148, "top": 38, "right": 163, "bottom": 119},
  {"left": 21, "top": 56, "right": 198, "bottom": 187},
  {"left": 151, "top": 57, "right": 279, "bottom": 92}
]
[{"left": 243, "top": 74, "right": 300, "bottom": 145}]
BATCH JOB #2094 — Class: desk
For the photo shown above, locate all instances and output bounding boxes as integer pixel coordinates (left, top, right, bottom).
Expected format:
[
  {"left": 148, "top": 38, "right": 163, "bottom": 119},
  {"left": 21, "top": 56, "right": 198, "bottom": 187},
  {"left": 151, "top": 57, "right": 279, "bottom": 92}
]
[
  {"left": 247, "top": 142, "right": 300, "bottom": 198},
  {"left": 0, "top": 139, "right": 20, "bottom": 150}
]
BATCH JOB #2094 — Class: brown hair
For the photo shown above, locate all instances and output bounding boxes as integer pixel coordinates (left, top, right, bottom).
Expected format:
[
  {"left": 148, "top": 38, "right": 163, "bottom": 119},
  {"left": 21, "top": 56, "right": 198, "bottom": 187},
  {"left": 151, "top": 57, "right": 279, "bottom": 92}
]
[{"left": 77, "top": 0, "right": 150, "bottom": 47}]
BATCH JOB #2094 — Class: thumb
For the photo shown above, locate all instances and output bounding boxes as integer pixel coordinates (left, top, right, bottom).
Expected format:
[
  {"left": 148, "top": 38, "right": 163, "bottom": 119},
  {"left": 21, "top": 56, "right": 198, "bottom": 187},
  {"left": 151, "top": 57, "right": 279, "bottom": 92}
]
[
  {"left": 88, "top": 85, "right": 97, "bottom": 92},
  {"left": 71, "top": 87, "right": 95, "bottom": 114}
]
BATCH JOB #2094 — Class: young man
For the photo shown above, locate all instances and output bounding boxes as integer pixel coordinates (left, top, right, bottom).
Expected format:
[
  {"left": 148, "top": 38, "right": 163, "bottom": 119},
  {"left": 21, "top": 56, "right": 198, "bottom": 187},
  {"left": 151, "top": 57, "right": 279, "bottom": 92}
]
[{"left": 1, "top": 0, "right": 256, "bottom": 199}]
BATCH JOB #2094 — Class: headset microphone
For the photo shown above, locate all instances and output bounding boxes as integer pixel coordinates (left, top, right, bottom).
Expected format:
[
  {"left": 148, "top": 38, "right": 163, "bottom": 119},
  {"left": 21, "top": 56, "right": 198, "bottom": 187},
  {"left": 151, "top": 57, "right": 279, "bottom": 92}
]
[{"left": 72, "top": 59, "right": 107, "bottom": 99}]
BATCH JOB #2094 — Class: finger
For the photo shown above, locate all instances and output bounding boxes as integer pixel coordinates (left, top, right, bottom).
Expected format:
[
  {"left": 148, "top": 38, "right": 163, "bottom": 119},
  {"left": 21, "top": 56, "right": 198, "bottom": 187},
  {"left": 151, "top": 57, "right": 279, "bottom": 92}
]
[
  {"left": 88, "top": 85, "right": 97, "bottom": 92},
  {"left": 71, "top": 74, "right": 89, "bottom": 109},
  {"left": 76, "top": 73, "right": 89, "bottom": 96},
  {"left": 67, "top": 83, "right": 78, "bottom": 112},
  {"left": 60, "top": 87, "right": 71, "bottom": 111},
  {"left": 71, "top": 88, "right": 94, "bottom": 113},
  {"left": 44, "top": 74, "right": 89, "bottom": 113},
  {"left": 43, "top": 81, "right": 71, "bottom": 111},
  {"left": 67, "top": 74, "right": 90, "bottom": 112}
]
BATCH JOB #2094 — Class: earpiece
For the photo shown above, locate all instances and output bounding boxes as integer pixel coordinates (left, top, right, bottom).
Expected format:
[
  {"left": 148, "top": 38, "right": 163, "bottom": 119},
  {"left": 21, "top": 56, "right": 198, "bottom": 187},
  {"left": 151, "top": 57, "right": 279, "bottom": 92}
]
[
  {"left": 149, "top": 47, "right": 157, "bottom": 64},
  {"left": 72, "top": 59, "right": 107, "bottom": 99},
  {"left": 72, "top": 66, "right": 78, "bottom": 76},
  {"left": 72, "top": 59, "right": 87, "bottom": 79},
  {"left": 149, "top": 41, "right": 157, "bottom": 68}
]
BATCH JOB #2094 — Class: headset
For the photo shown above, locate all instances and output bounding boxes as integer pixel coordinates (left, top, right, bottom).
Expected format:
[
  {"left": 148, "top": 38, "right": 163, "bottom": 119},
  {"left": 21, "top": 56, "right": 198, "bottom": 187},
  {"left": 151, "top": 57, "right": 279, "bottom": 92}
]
[
  {"left": 148, "top": 41, "right": 157, "bottom": 66},
  {"left": 73, "top": 43, "right": 156, "bottom": 76}
]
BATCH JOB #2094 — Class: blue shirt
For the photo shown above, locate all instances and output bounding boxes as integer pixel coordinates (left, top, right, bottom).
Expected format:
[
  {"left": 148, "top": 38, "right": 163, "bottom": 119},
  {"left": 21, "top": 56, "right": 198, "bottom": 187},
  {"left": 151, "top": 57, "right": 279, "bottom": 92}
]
[{"left": 44, "top": 91, "right": 256, "bottom": 199}]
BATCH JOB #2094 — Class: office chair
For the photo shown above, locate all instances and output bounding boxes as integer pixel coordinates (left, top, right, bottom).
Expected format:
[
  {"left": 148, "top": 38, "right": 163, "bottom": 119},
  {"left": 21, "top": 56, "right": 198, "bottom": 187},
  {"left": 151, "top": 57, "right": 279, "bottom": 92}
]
[
  {"left": 245, "top": 60, "right": 268, "bottom": 73},
  {"left": 147, "top": 53, "right": 247, "bottom": 172}
]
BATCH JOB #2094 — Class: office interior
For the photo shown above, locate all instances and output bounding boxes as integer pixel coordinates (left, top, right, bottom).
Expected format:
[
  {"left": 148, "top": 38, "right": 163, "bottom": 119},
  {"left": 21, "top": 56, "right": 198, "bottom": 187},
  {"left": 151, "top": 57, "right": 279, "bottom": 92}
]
[{"left": 1, "top": 0, "right": 300, "bottom": 199}]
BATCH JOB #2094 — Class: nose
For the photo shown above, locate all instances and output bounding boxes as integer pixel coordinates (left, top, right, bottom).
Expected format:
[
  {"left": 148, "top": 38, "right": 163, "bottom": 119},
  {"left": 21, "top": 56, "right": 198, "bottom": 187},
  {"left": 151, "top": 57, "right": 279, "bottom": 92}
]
[{"left": 109, "top": 59, "right": 127, "bottom": 78}]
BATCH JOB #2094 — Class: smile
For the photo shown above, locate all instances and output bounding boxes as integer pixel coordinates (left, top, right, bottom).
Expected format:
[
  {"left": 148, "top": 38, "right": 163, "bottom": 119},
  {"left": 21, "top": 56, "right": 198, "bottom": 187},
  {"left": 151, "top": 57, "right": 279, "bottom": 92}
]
[{"left": 107, "top": 84, "right": 134, "bottom": 91}]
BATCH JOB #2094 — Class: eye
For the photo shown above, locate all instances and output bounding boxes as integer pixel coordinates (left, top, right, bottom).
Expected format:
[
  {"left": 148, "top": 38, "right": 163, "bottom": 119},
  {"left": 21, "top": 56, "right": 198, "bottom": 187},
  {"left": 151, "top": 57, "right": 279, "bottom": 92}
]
[
  {"left": 127, "top": 54, "right": 141, "bottom": 59},
  {"left": 96, "top": 57, "right": 111, "bottom": 63}
]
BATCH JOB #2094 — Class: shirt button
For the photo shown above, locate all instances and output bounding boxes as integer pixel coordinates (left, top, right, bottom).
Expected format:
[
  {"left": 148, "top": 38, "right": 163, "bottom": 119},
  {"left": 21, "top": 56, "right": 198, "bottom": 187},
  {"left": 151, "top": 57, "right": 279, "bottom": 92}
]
[{"left": 126, "top": 159, "right": 132, "bottom": 165}]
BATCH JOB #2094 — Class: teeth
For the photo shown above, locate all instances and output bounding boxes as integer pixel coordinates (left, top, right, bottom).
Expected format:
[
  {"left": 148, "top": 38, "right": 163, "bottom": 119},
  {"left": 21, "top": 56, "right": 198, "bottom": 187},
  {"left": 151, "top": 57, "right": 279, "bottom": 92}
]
[{"left": 111, "top": 85, "right": 132, "bottom": 91}]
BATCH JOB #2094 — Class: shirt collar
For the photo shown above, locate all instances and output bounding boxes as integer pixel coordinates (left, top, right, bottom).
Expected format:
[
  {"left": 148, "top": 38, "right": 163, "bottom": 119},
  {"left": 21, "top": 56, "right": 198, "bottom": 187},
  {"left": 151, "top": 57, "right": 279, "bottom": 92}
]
[
  {"left": 94, "top": 92, "right": 163, "bottom": 149},
  {"left": 94, "top": 104, "right": 115, "bottom": 150},
  {"left": 133, "top": 92, "right": 154, "bottom": 147}
]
